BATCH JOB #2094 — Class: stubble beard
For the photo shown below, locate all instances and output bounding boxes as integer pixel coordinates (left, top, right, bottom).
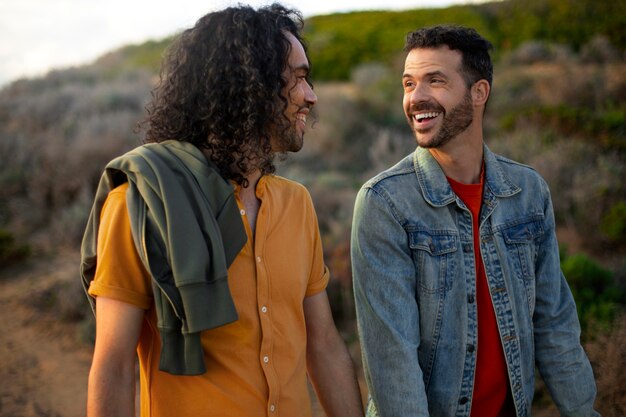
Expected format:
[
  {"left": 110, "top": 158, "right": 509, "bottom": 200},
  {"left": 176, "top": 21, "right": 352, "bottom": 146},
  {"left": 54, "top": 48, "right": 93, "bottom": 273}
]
[
  {"left": 270, "top": 115, "right": 305, "bottom": 154},
  {"left": 279, "top": 124, "right": 304, "bottom": 153},
  {"left": 411, "top": 90, "right": 474, "bottom": 149}
]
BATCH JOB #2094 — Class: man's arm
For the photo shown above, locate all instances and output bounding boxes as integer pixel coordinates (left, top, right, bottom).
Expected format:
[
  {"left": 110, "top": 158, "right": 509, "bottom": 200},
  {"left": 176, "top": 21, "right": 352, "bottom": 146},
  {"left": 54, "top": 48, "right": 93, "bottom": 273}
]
[
  {"left": 304, "top": 290, "right": 364, "bottom": 417},
  {"left": 532, "top": 184, "right": 599, "bottom": 417},
  {"left": 351, "top": 186, "right": 429, "bottom": 417},
  {"left": 88, "top": 296, "right": 144, "bottom": 417}
]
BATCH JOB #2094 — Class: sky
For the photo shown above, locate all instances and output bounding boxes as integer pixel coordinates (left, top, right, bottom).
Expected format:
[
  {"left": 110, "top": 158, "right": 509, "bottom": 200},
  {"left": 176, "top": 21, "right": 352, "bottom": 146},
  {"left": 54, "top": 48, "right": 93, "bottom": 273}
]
[{"left": 0, "top": 0, "right": 487, "bottom": 87}]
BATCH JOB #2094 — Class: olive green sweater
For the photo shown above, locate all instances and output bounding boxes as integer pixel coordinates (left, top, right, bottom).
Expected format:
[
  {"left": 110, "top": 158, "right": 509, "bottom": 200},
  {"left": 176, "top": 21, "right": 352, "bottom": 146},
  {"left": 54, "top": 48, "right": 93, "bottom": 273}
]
[{"left": 80, "top": 140, "right": 247, "bottom": 375}]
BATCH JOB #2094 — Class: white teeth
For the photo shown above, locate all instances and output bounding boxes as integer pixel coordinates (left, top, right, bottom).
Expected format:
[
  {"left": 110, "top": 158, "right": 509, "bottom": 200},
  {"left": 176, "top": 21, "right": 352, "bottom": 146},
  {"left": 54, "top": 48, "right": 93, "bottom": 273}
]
[
  {"left": 415, "top": 112, "right": 440, "bottom": 121},
  {"left": 297, "top": 114, "right": 307, "bottom": 123}
]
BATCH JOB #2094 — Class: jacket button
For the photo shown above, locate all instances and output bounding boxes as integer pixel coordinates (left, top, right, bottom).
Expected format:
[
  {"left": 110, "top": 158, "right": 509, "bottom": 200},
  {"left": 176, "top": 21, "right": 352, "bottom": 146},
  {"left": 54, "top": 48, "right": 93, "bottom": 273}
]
[
  {"left": 463, "top": 243, "right": 472, "bottom": 252},
  {"left": 459, "top": 397, "right": 469, "bottom": 405},
  {"left": 467, "top": 294, "right": 475, "bottom": 303},
  {"left": 467, "top": 344, "right": 475, "bottom": 353}
]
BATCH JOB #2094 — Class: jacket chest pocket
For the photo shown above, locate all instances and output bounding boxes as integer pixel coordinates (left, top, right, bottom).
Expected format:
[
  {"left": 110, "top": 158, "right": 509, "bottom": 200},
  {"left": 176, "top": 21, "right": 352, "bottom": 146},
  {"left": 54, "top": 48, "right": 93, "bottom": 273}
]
[
  {"left": 409, "top": 230, "right": 458, "bottom": 294},
  {"left": 500, "top": 218, "right": 544, "bottom": 281}
]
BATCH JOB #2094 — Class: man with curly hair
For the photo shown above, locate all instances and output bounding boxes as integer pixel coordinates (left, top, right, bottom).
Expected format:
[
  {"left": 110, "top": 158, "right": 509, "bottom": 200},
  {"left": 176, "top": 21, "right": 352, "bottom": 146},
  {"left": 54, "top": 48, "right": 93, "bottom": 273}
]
[{"left": 81, "top": 4, "right": 364, "bottom": 417}]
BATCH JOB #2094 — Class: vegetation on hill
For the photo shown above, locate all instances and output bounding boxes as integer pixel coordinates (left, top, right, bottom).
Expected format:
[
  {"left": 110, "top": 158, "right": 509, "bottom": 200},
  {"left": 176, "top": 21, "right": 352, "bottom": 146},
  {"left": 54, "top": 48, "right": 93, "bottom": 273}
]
[
  {"left": 304, "top": 0, "right": 626, "bottom": 80},
  {"left": 76, "top": 0, "right": 626, "bottom": 82}
]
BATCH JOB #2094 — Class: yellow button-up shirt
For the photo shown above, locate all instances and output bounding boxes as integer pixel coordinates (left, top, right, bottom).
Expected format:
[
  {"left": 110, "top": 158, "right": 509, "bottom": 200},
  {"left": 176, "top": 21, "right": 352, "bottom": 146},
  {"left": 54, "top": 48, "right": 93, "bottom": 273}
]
[{"left": 89, "top": 174, "right": 329, "bottom": 417}]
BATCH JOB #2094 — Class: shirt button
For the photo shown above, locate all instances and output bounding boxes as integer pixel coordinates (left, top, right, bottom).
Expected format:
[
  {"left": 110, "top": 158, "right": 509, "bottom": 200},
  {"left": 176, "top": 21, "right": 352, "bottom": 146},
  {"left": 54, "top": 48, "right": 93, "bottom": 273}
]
[
  {"left": 240, "top": 209, "right": 246, "bottom": 215},
  {"left": 263, "top": 356, "right": 269, "bottom": 363},
  {"left": 459, "top": 396, "right": 469, "bottom": 405},
  {"left": 270, "top": 404, "right": 276, "bottom": 412},
  {"left": 467, "top": 344, "right": 475, "bottom": 353},
  {"left": 261, "top": 306, "right": 268, "bottom": 313},
  {"left": 467, "top": 294, "right": 475, "bottom": 303},
  {"left": 257, "top": 256, "right": 262, "bottom": 263}
]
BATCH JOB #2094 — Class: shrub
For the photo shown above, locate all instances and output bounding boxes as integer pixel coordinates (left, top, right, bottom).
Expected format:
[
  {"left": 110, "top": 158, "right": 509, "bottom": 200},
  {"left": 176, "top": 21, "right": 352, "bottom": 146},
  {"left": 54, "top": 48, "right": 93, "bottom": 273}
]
[
  {"left": 504, "top": 41, "right": 573, "bottom": 65},
  {"left": 580, "top": 35, "right": 620, "bottom": 64},
  {"left": 601, "top": 202, "right": 626, "bottom": 244},
  {"left": 562, "top": 253, "right": 625, "bottom": 334},
  {"left": 0, "top": 229, "right": 31, "bottom": 268},
  {"left": 584, "top": 313, "right": 626, "bottom": 417}
]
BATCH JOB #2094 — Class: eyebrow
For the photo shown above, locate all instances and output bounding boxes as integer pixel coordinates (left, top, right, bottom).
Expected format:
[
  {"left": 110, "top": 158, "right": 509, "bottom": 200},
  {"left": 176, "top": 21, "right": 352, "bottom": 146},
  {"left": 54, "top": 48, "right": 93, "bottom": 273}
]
[
  {"left": 402, "top": 70, "right": 448, "bottom": 79},
  {"left": 291, "top": 62, "right": 310, "bottom": 71},
  {"left": 426, "top": 70, "right": 448, "bottom": 79}
]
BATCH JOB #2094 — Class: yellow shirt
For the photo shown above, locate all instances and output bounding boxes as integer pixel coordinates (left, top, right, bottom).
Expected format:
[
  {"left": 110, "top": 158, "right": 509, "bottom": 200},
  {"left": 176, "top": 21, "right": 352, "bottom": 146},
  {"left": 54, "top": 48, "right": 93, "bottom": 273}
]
[{"left": 88, "top": 175, "right": 329, "bottom": 417}]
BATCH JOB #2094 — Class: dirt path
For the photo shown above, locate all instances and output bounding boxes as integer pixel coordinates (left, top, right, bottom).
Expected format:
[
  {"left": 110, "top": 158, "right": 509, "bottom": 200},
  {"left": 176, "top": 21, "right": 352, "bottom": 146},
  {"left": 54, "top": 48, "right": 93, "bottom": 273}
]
[{"left": 0, "top": 251, "right": 93, "bottom": 417}]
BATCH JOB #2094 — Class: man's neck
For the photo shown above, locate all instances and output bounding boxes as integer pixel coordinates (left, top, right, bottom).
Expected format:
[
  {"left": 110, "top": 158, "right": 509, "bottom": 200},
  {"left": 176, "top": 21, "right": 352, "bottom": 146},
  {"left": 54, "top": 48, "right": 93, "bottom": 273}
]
[
  {"left": 244, "top": 169, "right": 263, "bottom": 191},
  {"left": 429, "top": 131, "right": 484, "bottom": 185},
  {"left": 239, "top": 169, "right": 263, "bottom": 237}
]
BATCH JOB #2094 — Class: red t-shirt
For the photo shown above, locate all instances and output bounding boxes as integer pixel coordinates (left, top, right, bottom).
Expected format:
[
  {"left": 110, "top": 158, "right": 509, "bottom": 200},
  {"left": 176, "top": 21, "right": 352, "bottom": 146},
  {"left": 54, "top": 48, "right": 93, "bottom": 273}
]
[{"left": 447, "top": 174, "right": 516, "bottom": 417}]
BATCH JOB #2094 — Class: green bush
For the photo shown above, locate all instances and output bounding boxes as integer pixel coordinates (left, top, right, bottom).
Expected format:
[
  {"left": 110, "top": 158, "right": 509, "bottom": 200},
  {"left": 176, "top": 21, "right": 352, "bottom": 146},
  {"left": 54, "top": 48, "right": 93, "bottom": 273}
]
[
  {"left": 305, "top": 6, "right": 493, "bottom": 81},
  {"left": 562, "top": 253, "right": 624, "bottom": 334},
  {"left": 601, "top": 202, "right": 626, "bottom": 244},
  {"left": 503, "top": 105, "right": 626, "bottom": 151}
]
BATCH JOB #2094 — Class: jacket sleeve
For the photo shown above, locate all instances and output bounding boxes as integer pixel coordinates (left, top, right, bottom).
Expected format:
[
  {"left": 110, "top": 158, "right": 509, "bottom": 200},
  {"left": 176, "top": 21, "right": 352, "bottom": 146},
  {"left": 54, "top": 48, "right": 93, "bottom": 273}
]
[
  {"left": 351, "top": 186, "right": 430, "bottom": 417},
  {"left": 532, "top": 180, "right": 600, "bottom": 417}
]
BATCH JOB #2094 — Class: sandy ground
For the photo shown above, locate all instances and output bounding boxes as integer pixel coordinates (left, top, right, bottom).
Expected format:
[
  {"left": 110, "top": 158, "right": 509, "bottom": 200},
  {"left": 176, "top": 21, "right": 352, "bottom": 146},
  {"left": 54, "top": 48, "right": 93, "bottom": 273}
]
[{"left": 0, "top": 251, "right": 92, "bottom": 417}]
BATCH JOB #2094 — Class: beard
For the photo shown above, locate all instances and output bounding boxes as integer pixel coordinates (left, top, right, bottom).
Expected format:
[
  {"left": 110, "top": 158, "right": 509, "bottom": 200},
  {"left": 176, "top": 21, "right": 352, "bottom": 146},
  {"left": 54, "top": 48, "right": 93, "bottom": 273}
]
[
  {"left": 273, "top": 106, "right": 314, "bottom": 153},
  {"left": 409, "top": 89, "right": 474, "bottom": 149},
  {"left": 273, "top": 124, "right": 303, "bottom": 153}
]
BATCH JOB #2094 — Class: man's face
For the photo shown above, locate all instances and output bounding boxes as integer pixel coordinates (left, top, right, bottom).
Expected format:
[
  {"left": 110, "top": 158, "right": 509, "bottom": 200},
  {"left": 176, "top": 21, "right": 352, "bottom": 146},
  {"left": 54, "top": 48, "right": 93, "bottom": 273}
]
[
  {"left": 273, "top": 32, "right": 317, "bottom": 153},
  {"left": 402, "top": 46, "right": 475, "bottom": 149}
]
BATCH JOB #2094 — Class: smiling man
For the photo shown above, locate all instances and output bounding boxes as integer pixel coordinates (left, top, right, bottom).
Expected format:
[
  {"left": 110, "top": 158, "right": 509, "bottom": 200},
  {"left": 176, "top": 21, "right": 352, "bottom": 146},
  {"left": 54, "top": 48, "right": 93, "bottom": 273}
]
[
  {"left": 81, "top": 4, "right": 363, "bottom": 417},
  {"left": 351, "top": 25, "right": 599, "bottom": 417}
]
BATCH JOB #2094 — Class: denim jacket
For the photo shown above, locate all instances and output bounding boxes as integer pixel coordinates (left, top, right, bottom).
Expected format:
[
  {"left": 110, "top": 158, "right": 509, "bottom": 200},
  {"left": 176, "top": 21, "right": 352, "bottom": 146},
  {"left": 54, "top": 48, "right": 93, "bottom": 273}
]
[{"left": 351, "top": 145, "right": 599, "bottom": 417}]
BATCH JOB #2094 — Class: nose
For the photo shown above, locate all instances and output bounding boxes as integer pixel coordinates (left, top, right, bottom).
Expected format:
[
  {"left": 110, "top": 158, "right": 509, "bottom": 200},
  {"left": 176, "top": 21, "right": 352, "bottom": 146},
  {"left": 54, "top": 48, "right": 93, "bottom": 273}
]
[
  {"left": 305, "top": 82, "right": 317, "bottom": 106},
  {"left": 409, "top": 83, "right": 429, "bottom": 105}
]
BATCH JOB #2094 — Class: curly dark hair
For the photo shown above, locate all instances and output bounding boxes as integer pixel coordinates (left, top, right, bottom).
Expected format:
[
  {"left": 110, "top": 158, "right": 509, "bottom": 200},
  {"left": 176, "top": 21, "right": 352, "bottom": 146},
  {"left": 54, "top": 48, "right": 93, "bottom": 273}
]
[
  {"left": 405, "top": 25, "right": 493, "bottom": 88},
  {"left": 139, "top": 3, "right": 309, "bottom": 186}
]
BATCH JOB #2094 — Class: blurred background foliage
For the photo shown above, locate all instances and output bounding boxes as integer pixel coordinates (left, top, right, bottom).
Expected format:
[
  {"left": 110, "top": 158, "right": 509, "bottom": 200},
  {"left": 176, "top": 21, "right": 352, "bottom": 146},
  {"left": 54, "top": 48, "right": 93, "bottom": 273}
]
[{"left": 0, "top": 0, "right": 624, "bottom": 414}]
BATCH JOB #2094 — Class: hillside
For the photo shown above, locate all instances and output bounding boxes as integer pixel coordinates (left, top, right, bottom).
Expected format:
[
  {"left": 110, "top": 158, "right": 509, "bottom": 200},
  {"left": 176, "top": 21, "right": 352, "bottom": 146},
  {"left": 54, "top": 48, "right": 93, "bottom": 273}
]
[{"left": 72, "top": 0, "right": 626, "bottom": 81}]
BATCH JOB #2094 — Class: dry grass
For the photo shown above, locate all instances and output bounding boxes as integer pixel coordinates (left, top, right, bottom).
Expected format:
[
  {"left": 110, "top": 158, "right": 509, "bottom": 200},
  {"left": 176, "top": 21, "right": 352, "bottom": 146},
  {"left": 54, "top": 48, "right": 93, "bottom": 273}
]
[{"left": 584, "top": 313, "right": 626, "bottom": 416}]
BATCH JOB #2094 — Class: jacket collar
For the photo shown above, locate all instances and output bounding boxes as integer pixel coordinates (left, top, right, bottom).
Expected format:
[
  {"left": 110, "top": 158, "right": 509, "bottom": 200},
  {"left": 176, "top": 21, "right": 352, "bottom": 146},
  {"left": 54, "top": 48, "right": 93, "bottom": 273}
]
[{"left": 413, "top": 144, "right": 521, "bottom": 207}]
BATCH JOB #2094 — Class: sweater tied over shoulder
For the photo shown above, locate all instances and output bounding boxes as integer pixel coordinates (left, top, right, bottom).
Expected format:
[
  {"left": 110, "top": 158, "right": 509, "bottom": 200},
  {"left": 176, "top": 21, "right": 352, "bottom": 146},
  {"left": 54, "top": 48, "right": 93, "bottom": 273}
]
[{"left": 80, "top": 140, "right": 247, "bottom": 375}]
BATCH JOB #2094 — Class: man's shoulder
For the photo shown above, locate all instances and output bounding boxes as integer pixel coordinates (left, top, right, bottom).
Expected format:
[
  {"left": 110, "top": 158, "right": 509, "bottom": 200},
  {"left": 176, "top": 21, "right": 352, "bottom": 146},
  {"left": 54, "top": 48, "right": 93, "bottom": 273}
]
[
  {"left": 362, "top": 152, "right": 416, "bottom": 191},
  {"left": 486, "top": 150, "right": 552, "bottom": 202},
  {"left": 267, "top": 174, "right": 307, "bottom": 190},
  {"left": 265, "top": 174, "right": 312, "bottom": 200},
  {"left": 491, "top": 152, "right": 546, "bottom": 185},
  {"left": 109, "top": 182, "right": 129, "bottom": 195},
  {"left": 493, "top": 152, "right": 535, "bottom": 172}
]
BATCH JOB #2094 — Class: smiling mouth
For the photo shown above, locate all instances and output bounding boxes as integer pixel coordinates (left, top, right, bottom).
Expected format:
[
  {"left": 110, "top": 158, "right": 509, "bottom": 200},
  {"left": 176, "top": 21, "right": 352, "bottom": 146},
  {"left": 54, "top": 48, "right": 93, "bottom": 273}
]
[{"left": 413, "top": 112, "right": 441, "bottom": 123}]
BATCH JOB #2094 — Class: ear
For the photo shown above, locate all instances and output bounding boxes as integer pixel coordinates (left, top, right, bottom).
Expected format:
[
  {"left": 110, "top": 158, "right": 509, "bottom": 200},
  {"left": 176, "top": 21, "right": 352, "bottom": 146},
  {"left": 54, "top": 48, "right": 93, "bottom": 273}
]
[{"left": 471, "top": 79, "right": 490, "bottom": 106}]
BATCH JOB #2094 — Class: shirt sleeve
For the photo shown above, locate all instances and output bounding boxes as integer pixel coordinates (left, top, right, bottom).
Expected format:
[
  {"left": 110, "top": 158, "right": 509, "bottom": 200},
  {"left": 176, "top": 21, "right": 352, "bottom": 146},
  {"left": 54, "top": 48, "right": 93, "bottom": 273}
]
[
  {"left": 304, "top": 189, "right": 330, "bottom": 297},
  {"left": 88, "top": 184, "right": 153, "bottom": 310}
]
